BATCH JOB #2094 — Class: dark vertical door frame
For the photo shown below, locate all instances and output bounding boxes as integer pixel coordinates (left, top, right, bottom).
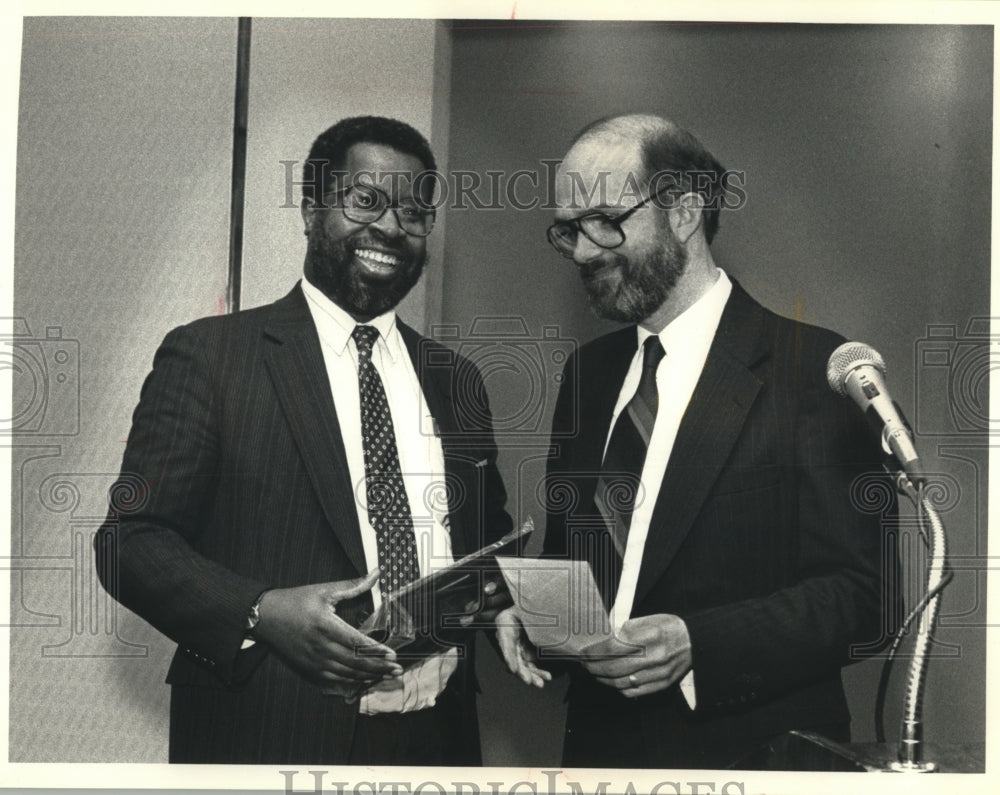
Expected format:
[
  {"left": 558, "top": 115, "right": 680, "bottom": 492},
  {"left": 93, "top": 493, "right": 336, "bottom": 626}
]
[{"left": 227, "top": 17, "right": 252, "bottom": 313}]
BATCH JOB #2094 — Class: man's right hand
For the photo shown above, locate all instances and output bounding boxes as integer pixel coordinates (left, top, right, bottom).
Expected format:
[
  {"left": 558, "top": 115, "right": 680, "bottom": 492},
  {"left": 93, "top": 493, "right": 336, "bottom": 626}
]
[
  {"left": 495, "top": 607, "right": 551, "bottom": 688},
  {"left": 252, "top": 569, "right": 403, "bottom": 690}
]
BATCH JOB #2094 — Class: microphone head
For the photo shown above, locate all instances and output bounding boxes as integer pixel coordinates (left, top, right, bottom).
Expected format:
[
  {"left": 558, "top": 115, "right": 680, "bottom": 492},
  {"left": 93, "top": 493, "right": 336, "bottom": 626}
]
[{"left": 826, "top": 341, "right": 887, "bottom": 396}]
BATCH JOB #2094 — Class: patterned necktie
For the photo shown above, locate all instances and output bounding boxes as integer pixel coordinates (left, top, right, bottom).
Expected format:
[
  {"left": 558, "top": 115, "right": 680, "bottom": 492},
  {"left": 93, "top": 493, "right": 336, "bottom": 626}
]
[
  {"left": 353, "top": 325, "right": 420, "bottom": 600},
  {"left": 593, "top": 336, "right": 665, "bottom": 601}
]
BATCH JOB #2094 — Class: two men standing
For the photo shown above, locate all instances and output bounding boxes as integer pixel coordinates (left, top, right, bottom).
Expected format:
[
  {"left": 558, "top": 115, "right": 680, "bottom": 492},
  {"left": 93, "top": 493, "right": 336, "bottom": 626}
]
[{"left": 97, "top": 113, "right": 896, "bottom": 768}]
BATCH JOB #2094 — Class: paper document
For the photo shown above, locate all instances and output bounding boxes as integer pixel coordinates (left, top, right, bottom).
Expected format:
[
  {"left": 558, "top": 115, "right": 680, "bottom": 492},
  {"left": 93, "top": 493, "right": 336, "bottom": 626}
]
[
  {"left": 497, "top": 556, "right": 698, "bottom": 706},
  {"left": 497, "top": 557, "right": 615, "bottom": 658}
]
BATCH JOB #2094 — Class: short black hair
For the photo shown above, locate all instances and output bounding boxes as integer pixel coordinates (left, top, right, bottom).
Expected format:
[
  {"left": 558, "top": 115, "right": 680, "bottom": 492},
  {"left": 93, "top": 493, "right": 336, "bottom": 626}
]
[
  {"left": 302, "top": 116, "right": 437, "bottom": 205},
  {"left": 574, "top": 114, "right": 726, "bottom": 244}
]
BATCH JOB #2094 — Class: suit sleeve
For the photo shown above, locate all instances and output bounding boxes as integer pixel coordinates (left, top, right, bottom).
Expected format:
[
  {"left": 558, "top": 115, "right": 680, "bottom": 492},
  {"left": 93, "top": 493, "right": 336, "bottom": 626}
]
[
  {"left": 680, "top": 354, "right": 901, "bottom": 714},
  {"left": 94, "top": 324, "right": 268, "bottom": 684},
  {"left": 542, "top": 348, "right": 578, "bottom": 559}
]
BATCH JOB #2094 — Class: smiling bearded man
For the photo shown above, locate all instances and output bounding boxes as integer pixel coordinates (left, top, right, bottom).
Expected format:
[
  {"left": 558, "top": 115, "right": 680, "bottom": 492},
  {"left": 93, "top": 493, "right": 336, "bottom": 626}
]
[
  {"left": 95, "top": 116, "right": 513, "bottom": 765},
  {"left": 301, "top": 133, "right": 432, "bottom": 321}
]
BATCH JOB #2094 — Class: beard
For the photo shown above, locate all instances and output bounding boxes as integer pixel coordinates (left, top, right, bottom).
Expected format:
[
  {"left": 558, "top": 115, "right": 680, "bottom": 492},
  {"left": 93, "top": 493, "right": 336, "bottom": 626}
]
[
  {"left": 580, "top": 229, "right": 688, "bottom": 324},
  {"left": 304, "top": 228, "right": 426, "bottom": 320}
]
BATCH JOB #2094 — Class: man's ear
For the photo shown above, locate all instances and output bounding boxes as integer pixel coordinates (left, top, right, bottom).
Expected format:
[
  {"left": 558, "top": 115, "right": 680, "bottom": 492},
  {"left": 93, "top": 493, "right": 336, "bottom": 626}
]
[
  {"left": 300, "top": 197, "right": 316, "bottom": 237},
  {"left": 668, "top": 192, "right": 705, "bottom": 244}
]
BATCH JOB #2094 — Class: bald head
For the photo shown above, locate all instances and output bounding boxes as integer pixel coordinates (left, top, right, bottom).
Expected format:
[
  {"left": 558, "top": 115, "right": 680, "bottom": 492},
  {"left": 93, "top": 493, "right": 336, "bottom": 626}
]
[
  {"left": 570, "top": 114, "right": 726, "bottom": 244},
  {"left": 572, "top": 113, "right": 680, "bottom": 146}
]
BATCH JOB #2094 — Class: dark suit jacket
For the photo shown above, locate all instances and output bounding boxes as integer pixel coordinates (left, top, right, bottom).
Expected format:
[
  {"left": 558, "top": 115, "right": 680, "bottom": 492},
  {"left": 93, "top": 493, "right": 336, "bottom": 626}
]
[
  {"left": 543, "top": 281, "right": 899, "bottom": 769},
  {"left": 95, "top": 283, "right": 512, "bottom": 764}
]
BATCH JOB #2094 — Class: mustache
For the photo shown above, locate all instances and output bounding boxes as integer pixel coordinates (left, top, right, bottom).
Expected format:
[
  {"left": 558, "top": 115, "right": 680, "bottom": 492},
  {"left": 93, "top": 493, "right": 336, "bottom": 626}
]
[
  {"left": 347, "top": 229, "right": 408, "bottom": 257},
  {"left": 578, "top": 254, "right": 626, "bottom": 280}
]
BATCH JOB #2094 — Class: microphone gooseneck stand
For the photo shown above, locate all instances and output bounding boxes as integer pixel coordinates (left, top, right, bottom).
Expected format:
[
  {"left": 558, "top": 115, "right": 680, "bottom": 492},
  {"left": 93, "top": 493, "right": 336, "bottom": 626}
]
[
  {"left": 882, "top": 473, "right": 950, "bottom": 773},
  {"left": 826, "top": 342, "right": 954, "bottom": 773}
]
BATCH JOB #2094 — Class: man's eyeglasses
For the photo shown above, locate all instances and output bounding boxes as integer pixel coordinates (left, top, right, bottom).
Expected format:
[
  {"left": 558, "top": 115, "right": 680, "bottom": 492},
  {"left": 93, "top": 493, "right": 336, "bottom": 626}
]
[
  {"left": 328, "top": 183, "right": 436, "bottom": 238},
  {"left": 546, "top": 189, "right": 676, "bottom": 258}
]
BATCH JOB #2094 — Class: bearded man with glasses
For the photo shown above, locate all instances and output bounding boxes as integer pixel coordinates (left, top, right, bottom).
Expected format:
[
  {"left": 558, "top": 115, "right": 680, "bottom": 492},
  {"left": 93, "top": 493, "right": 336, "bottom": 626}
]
[
  {"left": 96, "top": 116, "right": 512, "bottom": 765},
  {"left": 497, "top": 114, "right": 900, "bottom": 769}
]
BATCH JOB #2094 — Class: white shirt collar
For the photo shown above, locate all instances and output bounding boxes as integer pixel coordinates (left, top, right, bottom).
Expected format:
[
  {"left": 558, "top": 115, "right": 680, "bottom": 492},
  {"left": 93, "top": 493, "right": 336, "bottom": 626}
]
[
  {"left": 301, "top": 275, "right": 402, "bottom": 361},
  {"left": 637, "top": 268, "right": 733, "bottom": 359}
]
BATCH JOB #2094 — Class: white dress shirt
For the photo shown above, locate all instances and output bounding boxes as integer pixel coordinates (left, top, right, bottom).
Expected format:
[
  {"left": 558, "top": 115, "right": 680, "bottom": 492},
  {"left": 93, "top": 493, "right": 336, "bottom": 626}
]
[
  {"left": 605, "top": 268, "right": 732, "bottom": 707},
  {"left": 302, "top": 276, "right": 457, "bottom": 714}
]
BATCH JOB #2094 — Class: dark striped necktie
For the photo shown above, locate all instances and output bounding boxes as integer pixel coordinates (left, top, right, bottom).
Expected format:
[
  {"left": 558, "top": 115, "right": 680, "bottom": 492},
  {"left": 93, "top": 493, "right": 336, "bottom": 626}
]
[
  {"left": 593, "top": 335, "right": 665, "bottom": 601},
  {"left": 352, "top": 325, "right": 420, "bottom": 600}
]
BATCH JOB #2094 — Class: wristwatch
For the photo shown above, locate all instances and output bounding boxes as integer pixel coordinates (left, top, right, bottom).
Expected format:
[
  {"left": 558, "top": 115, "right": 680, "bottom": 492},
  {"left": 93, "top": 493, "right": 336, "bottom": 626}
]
[{"left": 245, "top": 590, "right": 268, "bottom": 638}]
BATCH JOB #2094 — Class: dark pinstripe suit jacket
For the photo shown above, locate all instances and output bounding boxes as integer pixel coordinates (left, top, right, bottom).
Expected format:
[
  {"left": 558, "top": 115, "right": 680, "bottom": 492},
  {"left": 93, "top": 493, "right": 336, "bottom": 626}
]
[
  {"left": 543, "top": 281, "right": 899, "bottom": 769},
  {"left": 95, "top": 283, "right": 512, "bottom": 764}
]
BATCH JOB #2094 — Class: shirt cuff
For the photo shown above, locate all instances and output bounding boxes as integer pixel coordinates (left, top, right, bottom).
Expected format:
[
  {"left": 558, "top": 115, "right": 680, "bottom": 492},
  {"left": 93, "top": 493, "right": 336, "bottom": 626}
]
[{"left": 680, "top": 669, "right": 696, "bottom": 709}]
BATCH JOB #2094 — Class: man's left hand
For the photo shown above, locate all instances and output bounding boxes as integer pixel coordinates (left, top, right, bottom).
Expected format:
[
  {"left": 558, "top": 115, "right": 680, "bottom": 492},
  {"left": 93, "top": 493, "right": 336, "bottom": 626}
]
[
  {"left": 580, "top": 613, "right": 692, "bottom": 699},
  {"left": 460, "top": 579, "right": 514, "bottom": 626}
]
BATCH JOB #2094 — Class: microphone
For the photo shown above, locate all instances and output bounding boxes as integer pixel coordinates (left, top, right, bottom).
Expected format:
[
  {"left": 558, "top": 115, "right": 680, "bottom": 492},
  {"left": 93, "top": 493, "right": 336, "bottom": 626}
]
[{"left": 826, "top": 341, "right": 924, "bottom": 484}]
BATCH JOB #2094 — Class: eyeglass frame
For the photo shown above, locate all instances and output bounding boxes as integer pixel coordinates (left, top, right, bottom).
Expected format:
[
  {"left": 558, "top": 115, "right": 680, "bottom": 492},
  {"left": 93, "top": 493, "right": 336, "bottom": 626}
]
[
  {"left": 546, "top": 186, "right": 681, "bottom": 258},
  {"left": 322, "top": 182, "right": 436, "bottom": 238}
]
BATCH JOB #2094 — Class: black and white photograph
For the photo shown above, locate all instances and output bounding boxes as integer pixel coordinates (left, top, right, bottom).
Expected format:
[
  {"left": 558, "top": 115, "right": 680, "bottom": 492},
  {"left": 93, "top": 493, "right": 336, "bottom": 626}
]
[{"left": 1, "top": 3, "right": 995, "bottom": 794}]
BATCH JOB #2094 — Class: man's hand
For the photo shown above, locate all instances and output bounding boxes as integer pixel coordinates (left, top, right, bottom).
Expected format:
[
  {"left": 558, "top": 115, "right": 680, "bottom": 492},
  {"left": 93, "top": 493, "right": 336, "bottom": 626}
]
[
  {"left": 580, "top": 613, "right": 692, "bottom": 699},
  {"left": 495, "top": 607, "right": 551, "bottom": 688},
  {"left": 460, "top": 578, "right": 515, "bottom": 626},
  {"left": 253, "top": 569, "right": 402, "bottom": 692}
]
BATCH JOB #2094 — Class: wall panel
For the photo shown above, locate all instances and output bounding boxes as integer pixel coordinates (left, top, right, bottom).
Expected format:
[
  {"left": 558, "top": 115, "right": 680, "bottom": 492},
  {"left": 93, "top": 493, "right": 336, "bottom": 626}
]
[{"left": 11, "top": 16, "right": 238, "bottom": 761}]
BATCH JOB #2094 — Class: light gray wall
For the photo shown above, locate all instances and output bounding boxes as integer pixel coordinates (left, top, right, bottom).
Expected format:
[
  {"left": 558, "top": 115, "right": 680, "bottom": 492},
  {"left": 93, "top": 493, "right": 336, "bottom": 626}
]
[{"left": 11, "top": 16, "right": 237, "bottom": 762}]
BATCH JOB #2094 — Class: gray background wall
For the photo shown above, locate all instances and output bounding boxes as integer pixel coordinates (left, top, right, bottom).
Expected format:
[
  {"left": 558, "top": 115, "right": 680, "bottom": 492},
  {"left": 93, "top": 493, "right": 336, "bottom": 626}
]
[
  {"left": 8, "top": 17, "right": 991, "bottom": 769},
  {"left": 11, "top": 17, "right": 236, "bottom": 761}
]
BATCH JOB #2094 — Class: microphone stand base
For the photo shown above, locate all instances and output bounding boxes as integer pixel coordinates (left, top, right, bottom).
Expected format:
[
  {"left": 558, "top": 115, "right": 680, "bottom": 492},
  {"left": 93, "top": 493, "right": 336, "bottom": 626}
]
[
  {"left": 733, "top": 731, "right": 963, "bottom": 773},
  {"left": 888, "top": 760, "right": 937, "bottom": 774}
]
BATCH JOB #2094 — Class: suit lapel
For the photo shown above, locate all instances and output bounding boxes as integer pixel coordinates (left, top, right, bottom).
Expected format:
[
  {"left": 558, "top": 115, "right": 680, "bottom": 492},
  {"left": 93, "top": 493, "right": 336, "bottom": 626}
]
[
  {"left": 399, "top": 322, "right": 490, "bottom": 561},
  {"left": 633, "top": 284, "right": 768, "bottom": 604},
  {"left": 262, "top": 285, "right": 368, "bottom": 575},
  {"left": 397, "top": 322, "right": 473, "bottom": 557},
  {"left": 578, "top": 328, "right": 638, "bottom": 475},
  {"left": 397, "top": 321, "right": 456, "bottom": 437}
]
